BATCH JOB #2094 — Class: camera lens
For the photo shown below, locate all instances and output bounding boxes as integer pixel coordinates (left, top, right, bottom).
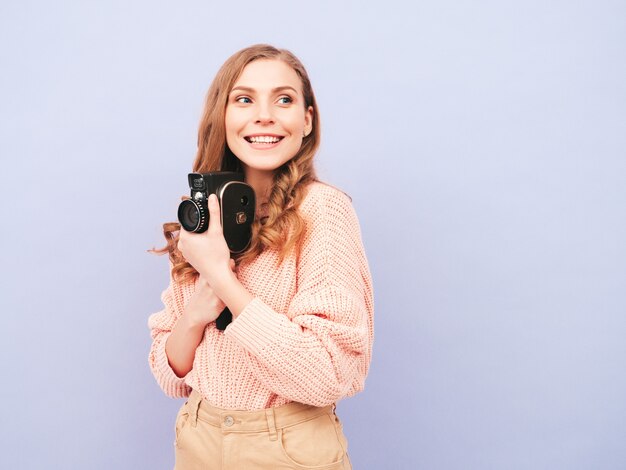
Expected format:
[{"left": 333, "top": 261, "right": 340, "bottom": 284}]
[
  {"left": 241, "top": 195, "right": 249, "bottom": 206},
  {"left": 178, "top": 199, "right": 207, "bottom": 232},
  {"left": 181, "top": 203, "right": 199, "bottom": 226}
]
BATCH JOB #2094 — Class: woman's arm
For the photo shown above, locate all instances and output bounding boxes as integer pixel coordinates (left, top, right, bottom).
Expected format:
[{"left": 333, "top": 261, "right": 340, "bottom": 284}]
[
  {"left": 228, "top": 188, "right": 373, "bottom": 406},
  {"left": 148, "top": 279, "right": 194, "bottom": 398},
  {"left": 164, "top": 278, "right": 227, "bottom": 378},
  {"left": 148, "top": 266, "right": 231, "bottom": 396}
]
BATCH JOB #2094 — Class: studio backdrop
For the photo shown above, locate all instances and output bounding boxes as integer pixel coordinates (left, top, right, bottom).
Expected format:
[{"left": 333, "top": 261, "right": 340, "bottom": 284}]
[{"left": 1, "top": 1, "right": 625, "bottom": 469}]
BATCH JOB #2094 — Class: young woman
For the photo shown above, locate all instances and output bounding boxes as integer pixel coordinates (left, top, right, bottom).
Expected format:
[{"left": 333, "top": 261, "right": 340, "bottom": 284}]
[{"left": 148, "top": 44, "right": 374, "bottom": 470}]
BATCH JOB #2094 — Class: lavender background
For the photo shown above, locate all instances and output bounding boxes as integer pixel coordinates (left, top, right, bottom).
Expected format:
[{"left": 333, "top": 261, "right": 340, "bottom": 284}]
[{"left": 1, "top": 1, "right": 625, "bottom": 469}]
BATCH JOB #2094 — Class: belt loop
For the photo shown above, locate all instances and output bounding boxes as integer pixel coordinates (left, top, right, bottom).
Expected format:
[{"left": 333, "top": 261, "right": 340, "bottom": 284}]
[
  {"left": 188, "top": 390, "right": 201, "bottom": 428},
  {"left": 265, "top": 408, "right": 277, "bottom": 441}
]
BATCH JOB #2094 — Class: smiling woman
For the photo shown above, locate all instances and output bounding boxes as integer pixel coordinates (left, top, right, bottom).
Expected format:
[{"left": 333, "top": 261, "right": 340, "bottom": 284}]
[
  {"left": 148, "top": 44, "right": 373, "bottom": 470},
  {"left": 225, "top": 60, "right": 314, "bottom": 194},
  {"left": 226, "top": 59, "right": 313, "bottom": 197}
]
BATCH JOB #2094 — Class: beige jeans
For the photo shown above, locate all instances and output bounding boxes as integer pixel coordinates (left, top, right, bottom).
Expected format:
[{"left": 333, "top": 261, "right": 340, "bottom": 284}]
[{"left": 174, "top": 389, "right": 352, "bottom": 470}]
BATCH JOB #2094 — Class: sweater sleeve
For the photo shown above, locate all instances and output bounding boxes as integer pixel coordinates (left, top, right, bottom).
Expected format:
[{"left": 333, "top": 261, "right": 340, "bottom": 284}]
[
  {"left": 147, "top": 272, "right": 193, "bottom": 399},
  {"left": 224, "top": 188, "right": 374, "bottom": 407}
]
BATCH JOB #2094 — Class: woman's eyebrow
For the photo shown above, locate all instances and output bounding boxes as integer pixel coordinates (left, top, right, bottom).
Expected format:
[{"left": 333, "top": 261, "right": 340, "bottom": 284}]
[
  {"left": 230, "top": 85, "right": 298, "bottom": 94},
  {"left": 272, "top": 86, "right": 298, "bottom": 94}
]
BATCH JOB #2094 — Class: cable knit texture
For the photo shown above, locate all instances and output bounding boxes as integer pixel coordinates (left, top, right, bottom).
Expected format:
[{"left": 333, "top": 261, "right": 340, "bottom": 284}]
[{"left": 148, "top": 182, "right": 374, "bottom": 410}]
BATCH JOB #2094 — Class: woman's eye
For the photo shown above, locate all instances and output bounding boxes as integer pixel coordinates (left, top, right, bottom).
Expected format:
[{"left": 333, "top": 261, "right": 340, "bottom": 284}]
[
  {"left": 236, "top": 96, "right": 252, "bottom": 104},
  {"left": 277, "top": 96, "right": 292, "bottom": 104}
]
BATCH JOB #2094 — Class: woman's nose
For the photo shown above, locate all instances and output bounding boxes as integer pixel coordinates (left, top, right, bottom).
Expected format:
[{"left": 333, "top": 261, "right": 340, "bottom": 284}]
[{"left": 254, "top": 101, "right": 274, "bottom": 124}]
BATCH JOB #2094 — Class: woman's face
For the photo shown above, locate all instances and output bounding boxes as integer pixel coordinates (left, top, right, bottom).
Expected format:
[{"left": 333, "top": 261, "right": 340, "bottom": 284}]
[{"left": 225, "top": 59, "right": 313, "bottom": 178}]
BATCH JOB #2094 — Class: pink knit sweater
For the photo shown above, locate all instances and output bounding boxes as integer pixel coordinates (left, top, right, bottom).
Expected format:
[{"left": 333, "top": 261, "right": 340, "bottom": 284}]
[{"left": 148, "top": 182, "right": 374, "bottom": 410}]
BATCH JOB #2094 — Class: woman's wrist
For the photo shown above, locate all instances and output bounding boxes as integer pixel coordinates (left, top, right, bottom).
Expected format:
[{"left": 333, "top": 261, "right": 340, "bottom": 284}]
[
  {"left": 181, "top": 304, "right": 213, "bottom": 329},
  {"left": 198, "top": 262, "right": 230, "bottom": 289},
  {"left": 210, "top": 269, "right": 254, "bottom": 318}
]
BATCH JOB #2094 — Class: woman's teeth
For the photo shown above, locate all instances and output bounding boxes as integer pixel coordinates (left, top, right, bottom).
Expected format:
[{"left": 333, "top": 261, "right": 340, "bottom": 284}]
[{"left": 247, "top": 136, "right": 281, "bottom": 143}]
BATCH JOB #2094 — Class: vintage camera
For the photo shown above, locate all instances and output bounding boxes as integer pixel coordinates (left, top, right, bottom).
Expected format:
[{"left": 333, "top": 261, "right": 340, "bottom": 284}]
[{"left": 177, "top": 172, "right": 256, "bottom": 253}]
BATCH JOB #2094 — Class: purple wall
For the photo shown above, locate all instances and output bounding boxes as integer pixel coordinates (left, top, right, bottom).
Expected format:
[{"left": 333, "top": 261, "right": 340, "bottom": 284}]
[{"left": 1, "top": 1, "right": 625, "bottom": 468}]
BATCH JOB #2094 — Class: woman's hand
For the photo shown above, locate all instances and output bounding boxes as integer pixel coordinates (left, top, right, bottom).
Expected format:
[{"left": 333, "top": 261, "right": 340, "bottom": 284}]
[
  {"left": 177, "top": 194, "right": 232, "bottom": 286},
  {"left": 184, "top": 266, "right": 234, "bottom": 326},
  {"left": 165, "top": 259, "right": 235, "bottom": 378},
  {"left": 178, "top": 193, "right": 255, "bottom": 319}
]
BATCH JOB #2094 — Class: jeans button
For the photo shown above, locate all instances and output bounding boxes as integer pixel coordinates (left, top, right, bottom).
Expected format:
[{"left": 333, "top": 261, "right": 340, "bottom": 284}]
[{"left": 224, "top": 416, "right": 234, "bottom": 427}]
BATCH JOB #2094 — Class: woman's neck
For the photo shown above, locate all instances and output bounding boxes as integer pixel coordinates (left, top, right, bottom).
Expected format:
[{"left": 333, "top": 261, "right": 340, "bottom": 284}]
[{"left": 243, "top": 167, "right": 274, "bottom": 208}]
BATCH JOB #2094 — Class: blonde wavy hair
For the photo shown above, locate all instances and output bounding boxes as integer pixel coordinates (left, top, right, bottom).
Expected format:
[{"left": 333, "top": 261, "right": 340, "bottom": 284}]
[{"left": 154, "top": 44, "right": 321, "bottom": 283}]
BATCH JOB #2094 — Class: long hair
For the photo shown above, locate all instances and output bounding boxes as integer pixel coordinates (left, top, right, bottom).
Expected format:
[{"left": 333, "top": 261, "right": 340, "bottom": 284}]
[{"left": 154, "top": 44, "right": 321, "bottom": 283}]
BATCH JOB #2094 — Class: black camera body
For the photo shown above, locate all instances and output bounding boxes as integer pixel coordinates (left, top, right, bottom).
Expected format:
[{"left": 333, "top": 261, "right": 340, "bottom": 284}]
[{"left": 177, "top": 172, "right": 256, "bottom": 253}]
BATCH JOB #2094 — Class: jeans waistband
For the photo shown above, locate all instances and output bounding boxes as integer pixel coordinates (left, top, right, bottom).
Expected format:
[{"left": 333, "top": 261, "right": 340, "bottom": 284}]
[{"left": 186, "top": 389, "right": 334, "bottom": 439}]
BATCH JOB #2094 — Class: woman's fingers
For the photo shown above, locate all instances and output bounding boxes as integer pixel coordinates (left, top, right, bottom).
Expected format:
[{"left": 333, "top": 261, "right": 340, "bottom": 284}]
[{"left": 208, "top": 194, "right": 223, "bottom": 235}]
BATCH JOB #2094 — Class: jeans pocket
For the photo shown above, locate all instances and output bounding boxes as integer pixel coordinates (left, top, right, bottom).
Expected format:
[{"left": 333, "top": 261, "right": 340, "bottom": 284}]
[
  {"left": 174, "top": 401, "right": 190, "bottom": 448},
  {"left": 279, "top": 413, "right": 346, "bottom": 469}
]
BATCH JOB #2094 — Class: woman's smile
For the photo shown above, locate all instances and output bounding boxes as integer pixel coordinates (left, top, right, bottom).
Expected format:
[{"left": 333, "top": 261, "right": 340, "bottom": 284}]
[{"left": 244, "top": 133, "right": 285, "bottom": 149}]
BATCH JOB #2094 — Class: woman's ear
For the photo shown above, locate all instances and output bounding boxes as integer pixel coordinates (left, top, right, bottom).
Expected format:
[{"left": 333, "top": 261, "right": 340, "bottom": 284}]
[{"left": 303, "top": 106, "right": 314, "bottom": 136}]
